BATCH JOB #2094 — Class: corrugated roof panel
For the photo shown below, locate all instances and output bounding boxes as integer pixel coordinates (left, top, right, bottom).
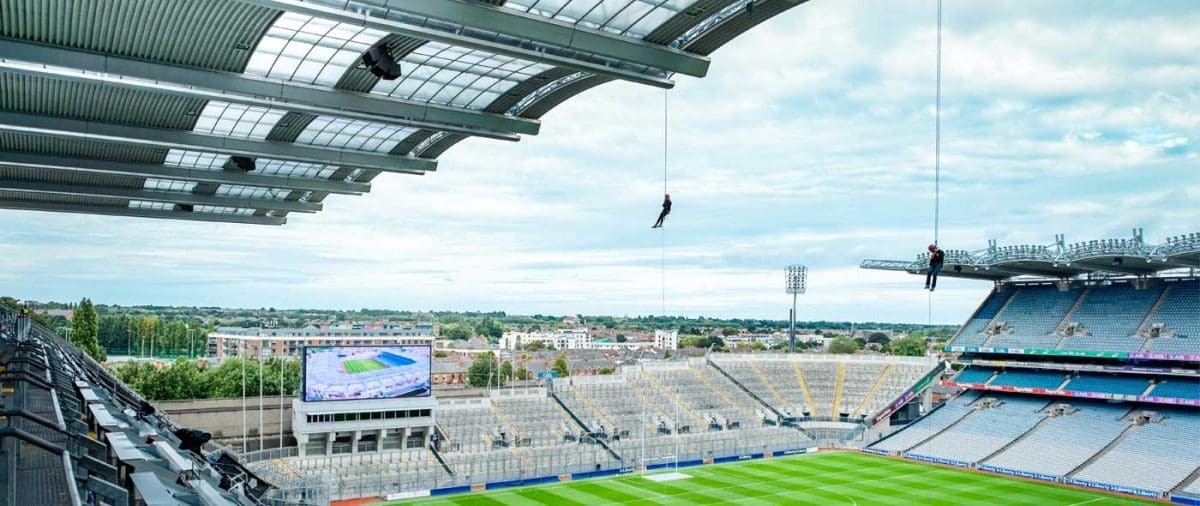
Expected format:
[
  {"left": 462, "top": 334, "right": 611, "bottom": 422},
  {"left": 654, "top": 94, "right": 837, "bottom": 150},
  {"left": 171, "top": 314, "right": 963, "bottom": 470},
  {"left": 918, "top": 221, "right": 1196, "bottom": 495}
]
[
  {"left": 265, "top": 112, "right": 318, "bottom": 143},
  {"left": 0, "top": 190, "right": 127, "bottom": 207},
  {"left": 0, "top": 165, "right": 145, "bottom": 189},
  {"left": 0, "top": 0, "right": 279, "bottom": 72},
  {"left": 0, "top": 131, "right": 167, "bottom": 163},
  {"left": 0, "top": 73, "right": 204, "bottom": 130}
]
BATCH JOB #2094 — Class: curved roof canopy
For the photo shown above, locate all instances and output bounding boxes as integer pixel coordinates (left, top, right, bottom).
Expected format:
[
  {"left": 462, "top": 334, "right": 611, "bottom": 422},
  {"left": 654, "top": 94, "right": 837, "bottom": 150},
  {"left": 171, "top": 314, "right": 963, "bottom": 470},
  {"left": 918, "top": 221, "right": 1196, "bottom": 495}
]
[
  {"left": 0, "top": 0, "right": 809, "bottom": 225},
  {"left": 861, "top": 230, "right": 1200, "bottom": 282}
]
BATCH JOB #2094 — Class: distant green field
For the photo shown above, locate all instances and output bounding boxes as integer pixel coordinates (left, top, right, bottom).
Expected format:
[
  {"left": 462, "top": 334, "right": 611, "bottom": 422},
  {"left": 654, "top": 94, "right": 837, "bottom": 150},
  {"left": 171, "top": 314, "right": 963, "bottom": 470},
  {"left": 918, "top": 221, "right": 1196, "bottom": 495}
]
[
  {"left": 390, "top": 451, "right": 1154, "bottom": 505},
  {"left": 342, "top": 358, "right": 387, "bottom": 374}
]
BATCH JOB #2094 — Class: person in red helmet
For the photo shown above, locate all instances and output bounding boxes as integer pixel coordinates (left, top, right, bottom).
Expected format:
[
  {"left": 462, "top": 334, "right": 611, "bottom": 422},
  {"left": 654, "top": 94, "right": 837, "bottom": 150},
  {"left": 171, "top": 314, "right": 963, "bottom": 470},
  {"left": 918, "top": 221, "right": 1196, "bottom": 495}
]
[
  {"left": 925, "top": 244, "right": 945, "bottom": 291},
  {"left": 652, "top": 194, "right": 672, "bottom": 228}
]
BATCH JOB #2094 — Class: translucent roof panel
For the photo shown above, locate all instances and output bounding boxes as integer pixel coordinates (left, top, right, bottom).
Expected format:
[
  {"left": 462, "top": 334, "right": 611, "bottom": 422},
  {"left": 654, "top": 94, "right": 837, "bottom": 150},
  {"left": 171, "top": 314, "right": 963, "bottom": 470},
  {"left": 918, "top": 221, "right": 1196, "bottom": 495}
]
[
  {"left": 143, "top": 178, "right": 198, "bottom": 193},
  {"left": 503, "top": 0, "right": 698, "bottom": 38},
  {"left": 215, "top": 185, "right": 287, "bottom": 199},
  {"left": 371, "top": 42, "right": 555, "bottom": 110},
  {"left": 244, "top": 12, "right": 388, "bottom": 86},
  {"left": 255, "top": 159, "right": 339, "bottom": 179},
  {"left": 164, "top": 149, "right": 229, "bottom": 170},
  {"left": 192, "top": 101, "right": 286, "bottom": 139},
  {"left": 194, "top": 205, "right": 255, "bottom": 215},
  {"left": 295, "top": 116, "right": 418, "bottom": 153},
  {"left": 129, "top": 200, "right": 174, "bottom": 211}
]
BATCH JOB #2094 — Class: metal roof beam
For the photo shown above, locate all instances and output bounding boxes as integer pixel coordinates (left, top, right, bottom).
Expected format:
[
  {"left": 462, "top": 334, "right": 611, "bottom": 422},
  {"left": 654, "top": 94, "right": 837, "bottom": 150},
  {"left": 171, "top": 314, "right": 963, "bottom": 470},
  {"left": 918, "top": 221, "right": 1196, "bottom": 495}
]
[
  {"left": 0, "top": 112, "right": 434, "bottom": 175},
  {"left": 240, "top": 0, "right": 676, "bottom": 89},
  {"left": 355, "top": 0, "right": 709, "bottom": 77},
  {"left": 0, "top": 152, "right": 369, "bottom": 195},
  {"left": 0, "top": 199, "right": 285, "bottom": 225},
  {"left": 0, "top": 39, "right": 536, "bottom": 139},
  {"left": 0, "top": 180, "right": 321, "bottom": 213}
]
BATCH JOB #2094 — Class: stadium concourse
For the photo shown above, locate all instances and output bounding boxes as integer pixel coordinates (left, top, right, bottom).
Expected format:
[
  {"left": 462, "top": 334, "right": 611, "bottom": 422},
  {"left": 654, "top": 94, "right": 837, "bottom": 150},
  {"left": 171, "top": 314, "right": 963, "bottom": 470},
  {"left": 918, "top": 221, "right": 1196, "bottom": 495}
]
[{"left": 864, "top": 230, "right": 1200, "bottom": 503}]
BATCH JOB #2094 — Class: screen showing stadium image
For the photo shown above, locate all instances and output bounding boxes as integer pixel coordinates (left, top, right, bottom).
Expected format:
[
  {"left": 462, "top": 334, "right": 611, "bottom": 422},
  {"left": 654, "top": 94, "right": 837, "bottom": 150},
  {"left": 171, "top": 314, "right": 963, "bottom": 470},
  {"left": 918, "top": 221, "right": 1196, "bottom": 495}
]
[{"left": 303, "top": 346, "right": 431, "bottom": 402}]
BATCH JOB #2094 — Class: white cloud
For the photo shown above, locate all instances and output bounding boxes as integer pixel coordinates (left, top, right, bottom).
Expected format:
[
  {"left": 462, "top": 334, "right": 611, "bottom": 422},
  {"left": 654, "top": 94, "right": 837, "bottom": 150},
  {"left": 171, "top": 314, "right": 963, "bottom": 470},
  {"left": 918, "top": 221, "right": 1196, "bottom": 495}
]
[{"left": 0, "top": 1, "right": 1195, "bottom": 324}]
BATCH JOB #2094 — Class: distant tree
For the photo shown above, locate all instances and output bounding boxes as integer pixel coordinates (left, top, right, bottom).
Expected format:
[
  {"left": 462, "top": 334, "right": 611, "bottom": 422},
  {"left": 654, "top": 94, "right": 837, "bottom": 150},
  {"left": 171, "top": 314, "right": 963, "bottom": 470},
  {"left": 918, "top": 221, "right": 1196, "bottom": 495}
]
[
  {"left": 71, "top": 298, "right": 104, "bottom": 362},
  {"left": 545, "top": 343, "right": 557, "bottom": 351},
  {"left": 499, "top": 360, "right": 514, "bottom": 382},
  {"left": 516, "top": 365, "right": 531, "bottom": 381},
  {"left": 892, "top": 335, "right": 929, "bottom": 357},
  {"left": 524, "top": 340, "right": 546, "bottom": 352},
  {"left": 615, "top": 334, "right": 627, "bottom": 343},
  {"left": 663, "top": 349, "right": 672, "bottom": 360},
  {"left": 598, "top": 367, "right": 613, "bottom": 375},
  {"left": 552, "top": 354, "right": 570, "bottom": 377},
  {"left": 867, "top": 332, "right": 890, "bottom": 345},
  {"left": 441, "top": 323, "right": 472, "bottom": 340},
  {"left": 474, "top": 317, "right": 503, "bottom": 339},
  {"left": 748, "top": 341, "right": 766, "bottom": 351},
  {"left": 721, "top": 327, "right": 740, "bottom": 337},
  {"left": 434, "top": 350, "right": 449, "bottom": 358},
  {"left": 827, "top": 337, "right": 862, "bottom": 354},
  {"left": 467, "top": 352, "right": 501, "bottom": 388}
]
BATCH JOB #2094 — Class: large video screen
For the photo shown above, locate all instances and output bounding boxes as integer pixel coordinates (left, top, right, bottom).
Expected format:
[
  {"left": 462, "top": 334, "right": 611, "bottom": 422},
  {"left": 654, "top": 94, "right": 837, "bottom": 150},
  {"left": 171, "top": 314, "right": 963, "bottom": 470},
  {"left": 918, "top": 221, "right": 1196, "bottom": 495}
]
[{"left": 303, "top": 345, "right": 431, "bottom": 402}]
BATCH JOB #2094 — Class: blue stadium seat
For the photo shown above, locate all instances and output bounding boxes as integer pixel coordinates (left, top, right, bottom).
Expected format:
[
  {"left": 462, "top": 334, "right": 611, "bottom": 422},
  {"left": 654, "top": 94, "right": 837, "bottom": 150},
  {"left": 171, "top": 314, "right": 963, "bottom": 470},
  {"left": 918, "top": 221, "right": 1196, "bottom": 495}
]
[
  {"left": 1057, "top": 282, "right": 1161, "bottom": 353},
  {"left": 950, "top": 288, "right": 1014, "bottom": 347},
  {"left": 953, "top": 367, "right": 996, "bottom": 385},
  {"left": 982, "top": 286, "right": 1079, "bottom": 349},
  {"left": 1148, "top": 379, "right": 1200, "bottom": 400},
  {"left": 1153, "top": 280, "right": 1200, "bottom": 339},
  {"left": 989, "top": 369, "right": 1067, "bottom": 390},
  {"left": 1063, "top": 374, "right": 1150, "bottom": 396}
]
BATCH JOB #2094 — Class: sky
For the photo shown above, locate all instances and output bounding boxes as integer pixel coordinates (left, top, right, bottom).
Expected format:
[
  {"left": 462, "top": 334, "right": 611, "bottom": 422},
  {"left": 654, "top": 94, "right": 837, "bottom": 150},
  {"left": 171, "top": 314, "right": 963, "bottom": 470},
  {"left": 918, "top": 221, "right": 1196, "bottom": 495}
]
[{"left": 1, "top": 0, "right": 1196, "bottom": 324}]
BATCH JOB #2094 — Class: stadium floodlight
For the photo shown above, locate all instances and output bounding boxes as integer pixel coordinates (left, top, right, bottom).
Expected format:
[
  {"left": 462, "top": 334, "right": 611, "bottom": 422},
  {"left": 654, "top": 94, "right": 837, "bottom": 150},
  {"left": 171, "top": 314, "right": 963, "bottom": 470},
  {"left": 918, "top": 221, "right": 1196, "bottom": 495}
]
[{"left": 785, "top": 265, "right": 808, "bottom": 353}]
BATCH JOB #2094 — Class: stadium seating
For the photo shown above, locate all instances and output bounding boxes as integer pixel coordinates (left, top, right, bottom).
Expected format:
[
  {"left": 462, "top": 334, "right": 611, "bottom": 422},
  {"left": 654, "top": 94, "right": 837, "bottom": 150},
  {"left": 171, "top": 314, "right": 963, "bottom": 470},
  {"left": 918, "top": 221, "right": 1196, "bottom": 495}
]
[
  {"left": 1147, "top": 379, "right": 1200, "bottom": 400},
  {"left": 982, "top": 285, "right": 1081, "bottom": 349},
  {"left": 1063, "top": 374, "right": 1151, "bottom": 397},
  {"left": 1146, "top": 336, "right": 1200, "bottom": 355},
  {"left": 1057, "top": 283, "right": 1161, "bottom": 353},
  {"left": 952, "top": 366, "right": 997, "bottom": 385},
  {"left": 709, "top": 356, "right": 936, "bottom": 422},
  {"left": 988, "top": 369, "right": 1068, "bottom": 390},
  {"left": 953, "top": 281, "right": 1200, "bottom": 355},
  {"left": 906, "top": 395, "right": 1050, "bottom": 464},
  {"left": 950, "top": 287, "right": 1015, "bottom": 347},
  {"left": 641, "top": 366, "right": 759, "bottom": 429},
  {"left": 1154, "top": 280, "right": 1200, "bottom": 339},
  {"left": 1071, "top": 408, "right": 1200, "bottom": 494},
  {"left": 868, "top": 392, "right": 980, "bottom": 453},
  {"left": 982, "top": 401, "right": 1131, "bottom": 477}
]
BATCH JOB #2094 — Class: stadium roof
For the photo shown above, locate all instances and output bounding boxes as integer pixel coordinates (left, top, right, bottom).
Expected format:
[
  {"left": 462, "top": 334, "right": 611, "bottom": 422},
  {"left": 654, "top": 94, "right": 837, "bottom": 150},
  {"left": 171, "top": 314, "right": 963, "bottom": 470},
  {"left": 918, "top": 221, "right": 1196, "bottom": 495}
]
[
  {"left": 861, "top": 230, "right": 1200, "bottom": 282},
  {"left": 0, "top": 0, "right": 809, "bottom": 225}
]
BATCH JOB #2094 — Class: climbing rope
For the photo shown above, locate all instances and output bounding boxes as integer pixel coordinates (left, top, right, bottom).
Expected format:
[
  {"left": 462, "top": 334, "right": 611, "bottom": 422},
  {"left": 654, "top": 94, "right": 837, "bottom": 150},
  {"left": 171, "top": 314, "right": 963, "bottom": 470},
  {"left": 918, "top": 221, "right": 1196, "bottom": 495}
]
[
  {"left": 661, "top": 88, "right": 669, "bottom": 317},
  {"left": 933, "top": 0, "right": 943, "bottom": 247},
  {"left": 929, "top": 0, "right": 944, "bottom": 325}
]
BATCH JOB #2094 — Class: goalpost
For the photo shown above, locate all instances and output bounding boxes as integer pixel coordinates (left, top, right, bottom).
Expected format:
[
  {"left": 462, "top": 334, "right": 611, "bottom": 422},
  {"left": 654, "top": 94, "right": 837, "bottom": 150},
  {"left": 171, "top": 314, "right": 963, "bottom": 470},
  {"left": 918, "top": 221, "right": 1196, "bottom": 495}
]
[{"left": 638, "top": 372, "right": 689, "bottom": 482}]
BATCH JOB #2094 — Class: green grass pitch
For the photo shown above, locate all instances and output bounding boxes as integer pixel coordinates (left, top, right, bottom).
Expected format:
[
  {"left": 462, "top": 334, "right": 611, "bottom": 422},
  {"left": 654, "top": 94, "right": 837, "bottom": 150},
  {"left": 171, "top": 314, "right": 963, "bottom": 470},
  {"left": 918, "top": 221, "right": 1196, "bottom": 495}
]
[
  {"left": 342, "top": 358, "right": 387, "bottom": 374},
  {"left": 388, "top": 451, "right": 1156, "bottom": 505}
]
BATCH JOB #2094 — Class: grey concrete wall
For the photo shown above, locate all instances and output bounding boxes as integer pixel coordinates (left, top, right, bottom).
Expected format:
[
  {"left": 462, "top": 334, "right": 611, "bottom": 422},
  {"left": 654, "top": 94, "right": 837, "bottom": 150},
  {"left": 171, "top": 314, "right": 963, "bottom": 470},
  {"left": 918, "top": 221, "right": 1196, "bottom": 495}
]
[{"left": 157, "top": 396, "right": 294, "bottom": 447}]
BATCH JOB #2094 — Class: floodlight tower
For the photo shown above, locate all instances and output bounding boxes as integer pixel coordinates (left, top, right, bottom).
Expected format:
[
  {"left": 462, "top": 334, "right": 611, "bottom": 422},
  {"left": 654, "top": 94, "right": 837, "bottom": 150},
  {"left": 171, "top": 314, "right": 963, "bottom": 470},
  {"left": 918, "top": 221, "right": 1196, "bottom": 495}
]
[{"left": 785, "top": 265, "right": 807, "bottom": 353}]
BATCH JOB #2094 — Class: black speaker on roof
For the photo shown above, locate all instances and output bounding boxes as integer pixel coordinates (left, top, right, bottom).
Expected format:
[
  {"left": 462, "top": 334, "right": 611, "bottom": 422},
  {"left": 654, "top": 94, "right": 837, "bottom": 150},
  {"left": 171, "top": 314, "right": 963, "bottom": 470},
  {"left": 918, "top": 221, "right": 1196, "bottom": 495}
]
[
  {"left": 225, "top": 156, "right": 256, "bottom": 172},
  {"left": 178, "top": 204, "right": 194, "bottom": 213},
  {"left": 363, "top": 46, "right": 402, "bottom": 80}
]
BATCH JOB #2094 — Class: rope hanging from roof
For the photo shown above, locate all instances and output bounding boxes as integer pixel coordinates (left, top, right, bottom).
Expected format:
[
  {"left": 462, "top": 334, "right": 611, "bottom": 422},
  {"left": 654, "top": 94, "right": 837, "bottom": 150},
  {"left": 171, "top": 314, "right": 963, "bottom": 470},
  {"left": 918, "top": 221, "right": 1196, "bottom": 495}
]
[
  {"left": 929, "top": 0, "right": 944, "bottom": 325},
  {"left": 662, "top": 88, "right": 669, "bottom": 317}
]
